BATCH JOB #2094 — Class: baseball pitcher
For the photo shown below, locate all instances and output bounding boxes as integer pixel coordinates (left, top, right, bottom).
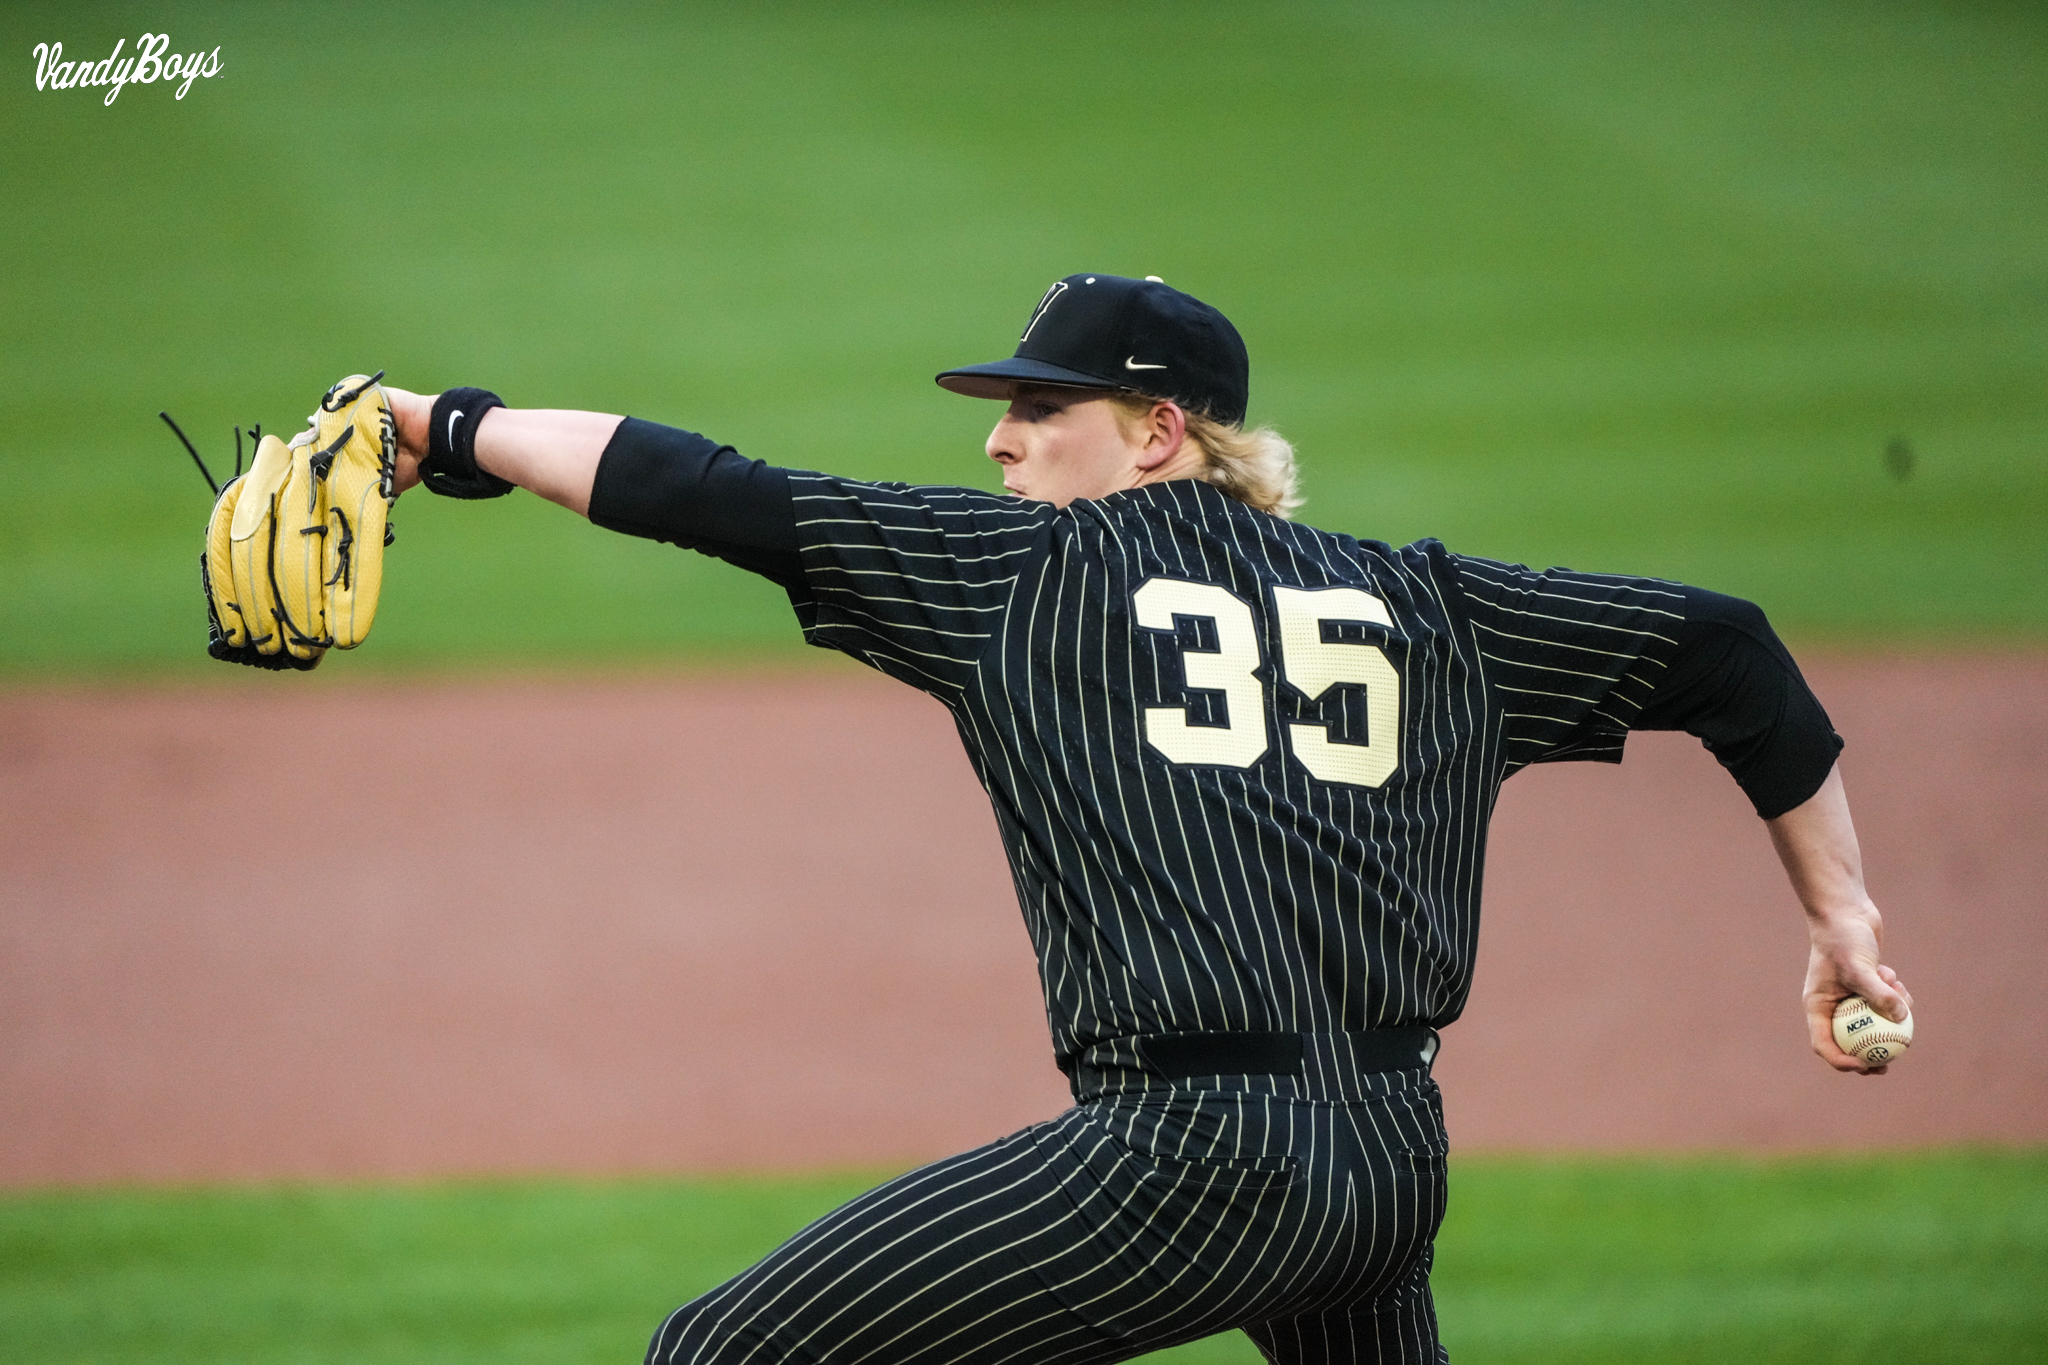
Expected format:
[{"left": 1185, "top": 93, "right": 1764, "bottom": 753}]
[{"left": 218, "top": 275, "right": 1913, "bottom": 1363}]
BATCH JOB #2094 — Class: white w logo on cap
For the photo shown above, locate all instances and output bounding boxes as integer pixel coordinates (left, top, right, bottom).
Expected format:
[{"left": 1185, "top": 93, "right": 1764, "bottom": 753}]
[{"left": 1019, "top": 280, "right": 1068, "bottom": 343}]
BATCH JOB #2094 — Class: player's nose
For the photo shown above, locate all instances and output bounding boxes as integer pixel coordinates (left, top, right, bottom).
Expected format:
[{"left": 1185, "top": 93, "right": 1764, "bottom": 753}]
[{"left": 986, "top": 419, "right": 1020, "bottom": 464}]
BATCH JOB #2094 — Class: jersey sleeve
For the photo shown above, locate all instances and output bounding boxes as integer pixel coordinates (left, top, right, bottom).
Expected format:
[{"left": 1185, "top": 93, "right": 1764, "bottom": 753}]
[
  {"left": 1446, "top": 551, "right": 1687, "bottom": 773},
  {"left": 788, "top": 473, "right": 1056, "bottom": 694},
  {"left": 586, "top": 417, "right": 805, "bottom": 588},
  {"left": 1630, "top": 586, "right": 1843, "bottom": 818}
]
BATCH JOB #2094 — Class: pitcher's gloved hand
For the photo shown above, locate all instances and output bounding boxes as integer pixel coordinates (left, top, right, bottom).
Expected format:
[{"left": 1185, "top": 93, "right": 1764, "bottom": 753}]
[{"left": 198, "top": 372, "right": 397, "bottom": 669}]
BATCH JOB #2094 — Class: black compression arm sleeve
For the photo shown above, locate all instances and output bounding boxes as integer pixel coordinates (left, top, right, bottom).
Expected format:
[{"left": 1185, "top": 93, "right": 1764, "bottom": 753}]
[
  {"left": 1631, "top": 586, "right": 1843, "bottom": 819},
  {"left": 586, "top": 417, "right": 804, "bottom": 588}
]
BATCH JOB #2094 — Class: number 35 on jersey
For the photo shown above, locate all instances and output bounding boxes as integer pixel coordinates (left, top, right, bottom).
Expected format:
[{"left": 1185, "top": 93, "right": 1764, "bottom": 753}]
[{"left": 1133, "top": 577, "right": 1401, "bottom": 788}]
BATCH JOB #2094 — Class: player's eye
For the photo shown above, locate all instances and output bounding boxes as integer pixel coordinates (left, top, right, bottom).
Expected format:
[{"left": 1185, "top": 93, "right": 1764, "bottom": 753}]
[{"left": 1032, "top": 403, "right": 1060, "bottom": 420}]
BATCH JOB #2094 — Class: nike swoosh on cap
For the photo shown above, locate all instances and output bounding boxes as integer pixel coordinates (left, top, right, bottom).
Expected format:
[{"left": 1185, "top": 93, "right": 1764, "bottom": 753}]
[{"left": 1124, "top": 357, "right": 1168, "bottom": 370}]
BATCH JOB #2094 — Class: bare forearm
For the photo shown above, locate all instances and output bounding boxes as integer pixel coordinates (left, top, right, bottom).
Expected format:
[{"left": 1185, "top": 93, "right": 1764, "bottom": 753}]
[
  {"left": 384, "top": 386, "right": 621, "bottom": 516},
  {"left": 468, "top": 408, "right": 622, "bottom": 517},
  {"left": 1765, "top": 763, "right": 1870, "bottom": 919},
  {"left": 1765, "top": 762, "right": 1914, "bottom": 1071}
]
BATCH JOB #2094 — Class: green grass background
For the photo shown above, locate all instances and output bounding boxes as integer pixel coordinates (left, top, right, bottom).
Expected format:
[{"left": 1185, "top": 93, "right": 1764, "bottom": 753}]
[
  {"left": 3, "top": 1150, "right": 2043, "bottom": 1364},
  {"left": 2, "top": 0, "right": 2043, "bottom": 675}
]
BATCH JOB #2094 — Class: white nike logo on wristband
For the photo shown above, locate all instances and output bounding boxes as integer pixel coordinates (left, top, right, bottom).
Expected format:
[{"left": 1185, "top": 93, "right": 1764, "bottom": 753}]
[
  {"left": 1124, "top": 358, "right": 1167, "bottom": 370},
  {"left": 447, "top": 410, "right": 463, "bottom": 452}
]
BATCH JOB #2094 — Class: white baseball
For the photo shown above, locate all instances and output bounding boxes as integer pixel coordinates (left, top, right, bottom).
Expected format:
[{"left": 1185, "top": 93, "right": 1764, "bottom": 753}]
[{"left": 1832, "top": 995, "right": 1914, "bottom": 1066}]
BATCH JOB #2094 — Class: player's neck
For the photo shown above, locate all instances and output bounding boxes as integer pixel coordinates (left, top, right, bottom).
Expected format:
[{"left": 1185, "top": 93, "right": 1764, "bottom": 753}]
[{"left": 1125, "top": 446, "right": 1207, "bottom": 493}]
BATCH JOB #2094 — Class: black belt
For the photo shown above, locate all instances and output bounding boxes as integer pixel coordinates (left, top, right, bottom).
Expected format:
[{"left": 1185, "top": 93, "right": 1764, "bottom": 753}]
[{"left": 1112, "top": 1027, "right": 1439, "bottom": 1081}]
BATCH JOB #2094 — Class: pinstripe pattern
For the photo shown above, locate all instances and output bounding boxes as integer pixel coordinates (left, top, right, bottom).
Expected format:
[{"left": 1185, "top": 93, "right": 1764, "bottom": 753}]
[
  {"left": 648, "top": 1064, "right": 1449, "bottom": 1365},
  {"left": 790, "top": 474, "right": 1681, "bottom": 1058},
  {"left": 653, "top": 474, "right": 1684, "bottom": 1362}
]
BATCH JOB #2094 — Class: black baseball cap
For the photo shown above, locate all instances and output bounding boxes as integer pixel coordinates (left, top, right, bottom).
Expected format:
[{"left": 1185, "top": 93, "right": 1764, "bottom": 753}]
[{"left": 936, "top": 274, "right": 1250, "bottom": 425}]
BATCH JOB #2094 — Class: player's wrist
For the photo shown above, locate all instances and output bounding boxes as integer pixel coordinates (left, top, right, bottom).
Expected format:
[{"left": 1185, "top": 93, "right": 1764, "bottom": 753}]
[
  {"left": 1801, "top": 892, "right": 1880, "bottom": 931},
  {"left": 422, "top": 388, "right": 515, "bottom": 499}
]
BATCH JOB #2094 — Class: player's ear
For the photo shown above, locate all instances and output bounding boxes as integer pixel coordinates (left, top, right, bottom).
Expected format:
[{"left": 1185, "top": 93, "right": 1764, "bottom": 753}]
[{"left": 1135, "top": 400, "right": 1187, "bottom": 469}]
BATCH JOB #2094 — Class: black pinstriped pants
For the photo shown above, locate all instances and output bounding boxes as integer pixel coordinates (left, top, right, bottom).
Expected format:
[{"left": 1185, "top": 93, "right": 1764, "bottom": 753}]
[{"left": 645, "top": 1062, "right": 1452, "bottom": 1365}]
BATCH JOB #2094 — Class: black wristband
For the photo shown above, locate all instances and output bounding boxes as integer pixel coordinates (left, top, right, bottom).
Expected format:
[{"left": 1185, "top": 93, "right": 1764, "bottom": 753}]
[{"left": 422, "top": 388, "right": 515, "bottom": 499}]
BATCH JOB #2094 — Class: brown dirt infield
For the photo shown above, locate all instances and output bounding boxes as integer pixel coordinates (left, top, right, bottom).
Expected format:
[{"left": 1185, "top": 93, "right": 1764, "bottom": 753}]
[{"left": 1, "top": 653, "right": 2042, "bottom": 1186}]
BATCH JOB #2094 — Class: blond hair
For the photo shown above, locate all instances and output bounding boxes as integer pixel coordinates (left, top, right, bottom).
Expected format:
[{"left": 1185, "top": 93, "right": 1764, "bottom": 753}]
[{"left": 1108, "top": 392, "right": 1301, "bottom": 518}]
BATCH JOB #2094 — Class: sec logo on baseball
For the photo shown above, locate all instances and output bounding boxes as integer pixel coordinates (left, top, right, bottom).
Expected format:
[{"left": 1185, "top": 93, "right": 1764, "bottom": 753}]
[{"left": 1832, "top": 995, "right": 1914, "bottom": 1066}]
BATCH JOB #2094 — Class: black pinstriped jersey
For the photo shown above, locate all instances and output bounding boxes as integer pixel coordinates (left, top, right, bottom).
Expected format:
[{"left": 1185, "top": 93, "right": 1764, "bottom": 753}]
[{"left": 784, "top": 473, "right": 1686, "bottom": 1069}]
